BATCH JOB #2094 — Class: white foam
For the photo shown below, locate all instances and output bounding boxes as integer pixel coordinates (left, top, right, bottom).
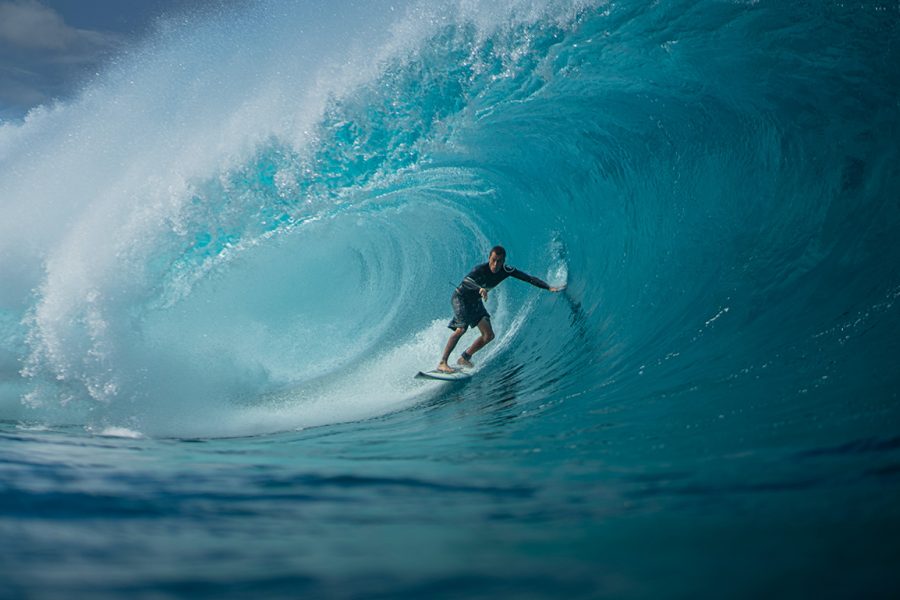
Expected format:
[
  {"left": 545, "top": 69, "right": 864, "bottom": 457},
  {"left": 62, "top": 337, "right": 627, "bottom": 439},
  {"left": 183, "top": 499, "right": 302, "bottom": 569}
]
[{"left": 90, "top": 426, "right": 145, "bottom": 439}]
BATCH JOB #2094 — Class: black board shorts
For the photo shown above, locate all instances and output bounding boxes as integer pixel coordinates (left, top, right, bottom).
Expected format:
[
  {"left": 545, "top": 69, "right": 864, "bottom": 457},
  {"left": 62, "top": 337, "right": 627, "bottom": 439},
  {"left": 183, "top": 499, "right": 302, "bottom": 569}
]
[{"left": 448, "top": 289, "right": 489, "bottom": 330}]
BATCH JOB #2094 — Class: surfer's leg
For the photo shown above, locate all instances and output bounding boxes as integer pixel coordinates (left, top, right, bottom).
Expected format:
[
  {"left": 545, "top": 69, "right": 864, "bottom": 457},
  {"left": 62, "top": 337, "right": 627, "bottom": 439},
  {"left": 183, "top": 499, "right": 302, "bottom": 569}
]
[
  {"left": 440, "top": 327, "right": 467, "bottom": 372},
  {"left": 459, "top": 317, "right": 494, "bottom": 366}
]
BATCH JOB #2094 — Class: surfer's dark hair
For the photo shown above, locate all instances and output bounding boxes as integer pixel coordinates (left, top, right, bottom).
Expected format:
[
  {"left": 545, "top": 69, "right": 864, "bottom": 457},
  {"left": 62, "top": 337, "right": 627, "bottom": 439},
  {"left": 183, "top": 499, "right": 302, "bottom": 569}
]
[{"left": 490, "top": 245, "right": 506, "bottom": 258}]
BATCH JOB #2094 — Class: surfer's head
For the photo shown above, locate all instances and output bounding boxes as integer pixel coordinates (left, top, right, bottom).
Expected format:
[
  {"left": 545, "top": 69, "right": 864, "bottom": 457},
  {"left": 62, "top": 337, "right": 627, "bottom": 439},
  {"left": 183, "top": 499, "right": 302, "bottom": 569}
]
[{"left": 489, "top": 246, "right": 506, "bottom": 272}]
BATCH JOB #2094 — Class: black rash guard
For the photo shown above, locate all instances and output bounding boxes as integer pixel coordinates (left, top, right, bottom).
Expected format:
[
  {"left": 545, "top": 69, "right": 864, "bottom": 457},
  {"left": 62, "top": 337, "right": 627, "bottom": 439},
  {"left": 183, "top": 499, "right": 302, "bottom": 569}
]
[{"left": 456, "top": 262, "right": 550, "bottom": 301}]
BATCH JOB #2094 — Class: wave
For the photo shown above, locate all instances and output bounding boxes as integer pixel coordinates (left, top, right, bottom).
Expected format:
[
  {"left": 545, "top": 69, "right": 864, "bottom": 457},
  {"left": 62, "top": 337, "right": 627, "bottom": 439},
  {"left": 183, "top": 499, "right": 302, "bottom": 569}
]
[{"left": 1, "top": 0, "right": 898, "bottom": 439}]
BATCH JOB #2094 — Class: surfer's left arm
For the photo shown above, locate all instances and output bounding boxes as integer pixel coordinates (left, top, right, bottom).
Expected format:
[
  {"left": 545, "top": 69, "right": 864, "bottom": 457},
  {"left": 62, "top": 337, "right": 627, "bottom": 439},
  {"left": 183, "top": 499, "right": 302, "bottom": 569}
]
[{"left": 509, "top": 268, "right": 565, "bottom": 292}]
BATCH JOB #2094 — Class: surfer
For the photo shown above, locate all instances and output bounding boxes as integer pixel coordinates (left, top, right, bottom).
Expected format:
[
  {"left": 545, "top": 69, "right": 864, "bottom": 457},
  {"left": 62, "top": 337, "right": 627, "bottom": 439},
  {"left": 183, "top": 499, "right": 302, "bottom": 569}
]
[{"left": 437, "top": 246, "right": 564, "bottom": 373}]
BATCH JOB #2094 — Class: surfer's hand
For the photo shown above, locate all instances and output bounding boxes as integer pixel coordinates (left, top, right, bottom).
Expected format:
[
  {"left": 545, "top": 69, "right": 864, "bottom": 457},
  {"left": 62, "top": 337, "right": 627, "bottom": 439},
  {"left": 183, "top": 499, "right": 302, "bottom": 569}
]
[
  {"left": 550, "top": 285, "right": 566, "bottom": 293},
  {"left": 479, "top": 288, "right": 488, "bottom": 301}
]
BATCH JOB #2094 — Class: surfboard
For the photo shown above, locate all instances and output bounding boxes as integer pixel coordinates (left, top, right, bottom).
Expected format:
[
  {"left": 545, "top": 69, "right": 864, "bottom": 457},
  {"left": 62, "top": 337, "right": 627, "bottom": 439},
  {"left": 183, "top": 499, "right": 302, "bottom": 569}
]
[{"left": 415, "top": 369, "right": 472, "bottom": 381}]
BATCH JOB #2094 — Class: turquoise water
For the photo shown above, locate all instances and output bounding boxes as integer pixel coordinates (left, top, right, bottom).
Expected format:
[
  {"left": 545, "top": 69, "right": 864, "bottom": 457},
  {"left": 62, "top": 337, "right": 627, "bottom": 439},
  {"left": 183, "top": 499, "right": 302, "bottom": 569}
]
[{"left": 1, "top": 0, "right": 899, "bottom": 597}]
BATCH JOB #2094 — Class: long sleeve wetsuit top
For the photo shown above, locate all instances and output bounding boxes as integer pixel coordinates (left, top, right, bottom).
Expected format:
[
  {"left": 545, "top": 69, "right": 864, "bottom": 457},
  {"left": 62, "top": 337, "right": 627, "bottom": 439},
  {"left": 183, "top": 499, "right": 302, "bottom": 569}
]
[{"left": 456, "top": 263, "right": 550, "bottom": 300}]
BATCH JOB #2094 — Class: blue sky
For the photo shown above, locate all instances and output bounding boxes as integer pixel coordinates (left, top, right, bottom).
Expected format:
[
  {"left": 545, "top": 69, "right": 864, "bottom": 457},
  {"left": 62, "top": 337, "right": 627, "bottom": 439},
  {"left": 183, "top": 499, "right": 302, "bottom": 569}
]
[{"left": 0, "top": 0, "right": 237, "bottom": 120}]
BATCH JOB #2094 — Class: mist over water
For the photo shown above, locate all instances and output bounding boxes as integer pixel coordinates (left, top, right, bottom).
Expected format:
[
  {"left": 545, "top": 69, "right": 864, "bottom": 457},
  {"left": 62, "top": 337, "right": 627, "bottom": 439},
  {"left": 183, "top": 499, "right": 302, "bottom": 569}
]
[{"left": 1, "top": 0, "right": 899, "bottom": 596}]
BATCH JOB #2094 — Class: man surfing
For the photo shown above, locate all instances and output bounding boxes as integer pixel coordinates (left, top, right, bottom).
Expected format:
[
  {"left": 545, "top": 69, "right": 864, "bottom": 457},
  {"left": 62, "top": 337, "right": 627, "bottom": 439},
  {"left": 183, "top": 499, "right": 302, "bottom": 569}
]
[{"left": 437, "top": 246, "right": 565, "bottom": 373}]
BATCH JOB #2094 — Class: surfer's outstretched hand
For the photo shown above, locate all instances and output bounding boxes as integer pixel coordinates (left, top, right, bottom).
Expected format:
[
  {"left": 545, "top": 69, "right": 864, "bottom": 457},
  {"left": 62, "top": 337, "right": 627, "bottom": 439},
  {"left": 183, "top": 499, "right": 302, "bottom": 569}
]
[{"left": 549, "top": 285, "right": 566, "bottom": 293}]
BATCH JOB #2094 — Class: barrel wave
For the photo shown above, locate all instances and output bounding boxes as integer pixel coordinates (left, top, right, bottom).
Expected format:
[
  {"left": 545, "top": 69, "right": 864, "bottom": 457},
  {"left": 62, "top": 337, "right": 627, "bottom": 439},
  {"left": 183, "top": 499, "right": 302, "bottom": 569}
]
[{"left": 1, "top": 0, "right": 899, "bottom": 597}]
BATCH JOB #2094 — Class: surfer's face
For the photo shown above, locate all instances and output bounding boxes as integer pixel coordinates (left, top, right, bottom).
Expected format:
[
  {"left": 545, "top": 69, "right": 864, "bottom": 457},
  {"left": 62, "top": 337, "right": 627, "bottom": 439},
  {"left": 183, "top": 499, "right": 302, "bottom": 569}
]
[{"left": 489, "top": 251, "right": 505, "bottom": 273}]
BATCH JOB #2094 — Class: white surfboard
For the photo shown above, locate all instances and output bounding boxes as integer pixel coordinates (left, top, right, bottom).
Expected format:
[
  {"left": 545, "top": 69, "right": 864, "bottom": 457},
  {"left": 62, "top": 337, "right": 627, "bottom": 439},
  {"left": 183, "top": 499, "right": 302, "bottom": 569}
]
[{"left": 415, "top": 369, "right": 472, "bottom": 381}]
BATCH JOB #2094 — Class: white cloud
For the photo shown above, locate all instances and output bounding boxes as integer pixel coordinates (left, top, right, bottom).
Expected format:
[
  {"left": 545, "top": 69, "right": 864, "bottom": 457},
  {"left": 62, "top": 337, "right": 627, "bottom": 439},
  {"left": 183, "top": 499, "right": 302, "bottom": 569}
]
[
  {"left": 0, "top": 1, "right": 125, "bottom": 117},
  {"left": 0, "top": 0, "right": 119, "bottom": 52}
]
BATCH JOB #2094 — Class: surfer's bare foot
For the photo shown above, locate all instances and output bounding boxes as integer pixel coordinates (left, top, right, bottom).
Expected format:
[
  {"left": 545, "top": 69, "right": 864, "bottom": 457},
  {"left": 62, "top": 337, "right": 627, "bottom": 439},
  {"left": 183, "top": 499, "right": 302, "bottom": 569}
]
[
  {"left": 437, "top": 361, "right": 455, "bottom": 374},
  {"left": 457, "top": 356, "right": 474, "bottom": 368}
]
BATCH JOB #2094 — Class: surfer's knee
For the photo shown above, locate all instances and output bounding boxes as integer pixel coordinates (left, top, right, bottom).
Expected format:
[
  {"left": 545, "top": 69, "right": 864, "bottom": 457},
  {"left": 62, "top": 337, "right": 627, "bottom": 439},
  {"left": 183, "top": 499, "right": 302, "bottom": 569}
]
[{"left": 483, "top": 330, "right": 495, "bottom": 344}]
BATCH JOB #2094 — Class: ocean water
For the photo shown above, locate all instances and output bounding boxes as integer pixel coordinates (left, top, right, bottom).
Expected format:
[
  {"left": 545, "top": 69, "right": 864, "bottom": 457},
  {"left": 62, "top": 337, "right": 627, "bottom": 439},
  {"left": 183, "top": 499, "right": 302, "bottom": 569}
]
[{"left": 1, "top": 0, "right": 899, "bottom": 597}]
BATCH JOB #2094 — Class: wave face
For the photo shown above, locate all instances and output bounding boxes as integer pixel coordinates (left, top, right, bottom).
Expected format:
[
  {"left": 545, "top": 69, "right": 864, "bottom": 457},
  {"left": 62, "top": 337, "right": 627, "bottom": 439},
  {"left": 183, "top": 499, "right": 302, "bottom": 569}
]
[
  {"left": 1, "top": 0, "right": 900, "bottom": 593},
  {"left": 2, "top": 1, "right": 899, "bottom": 429}
]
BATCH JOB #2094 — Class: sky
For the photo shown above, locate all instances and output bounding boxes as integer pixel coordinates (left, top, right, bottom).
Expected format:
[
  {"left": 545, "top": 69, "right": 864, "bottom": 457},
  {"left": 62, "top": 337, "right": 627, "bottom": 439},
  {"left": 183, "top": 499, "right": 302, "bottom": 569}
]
[{"left": 0, "top": 0, "right": 237, "bottom": 121}]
